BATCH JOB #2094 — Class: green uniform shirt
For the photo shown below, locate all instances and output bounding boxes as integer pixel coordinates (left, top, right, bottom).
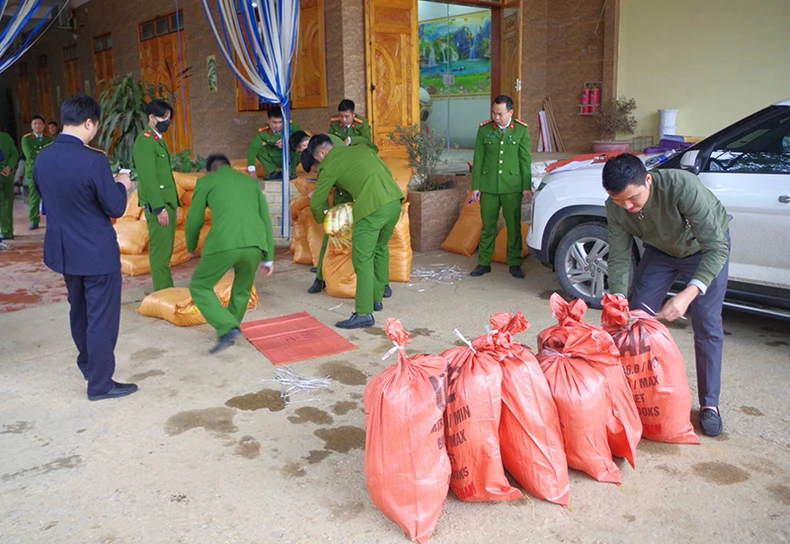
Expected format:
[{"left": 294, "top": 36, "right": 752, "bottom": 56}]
[
  {"left": 329, "top": 115, "right": 378, "bottom": 152},
  {"left": 185, "top": 165, "right": 274, "bottom": 259},
  {"left": 133, "top": 129, "right": 180, "bottom": 211},
  {"left": 606, "top": 168, "right": 730, "bottom": 296},
  {"left": 246, "top": 120, "right": 302, "bottom": 168},
  {"left": 21, "top": 132, "right": 53, "bottom": 180},
  {"left": 310, "top": 145, "right": 403, "bottom": 224},
  {"left": 471, "top": 119, "right": 531, "bottom": 194},
  {"left": 0, "top": 131, "right": 19, "bottom": 172}
]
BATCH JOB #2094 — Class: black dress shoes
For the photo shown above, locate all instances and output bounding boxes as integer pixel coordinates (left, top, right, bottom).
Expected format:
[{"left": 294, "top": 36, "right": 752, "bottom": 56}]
[
  {"left": 308, "top": 279, "right": 325, "bottom": 294},
  {"left": 470, "top": 265, "right": 491, "bottom": 277},
  {"left": 383, "top": 284, "right": 392, "bottom": 298},
  {"left": 88, "top": 382, "right": 138, "bottom": 401},
  {"left": 209, "top": 327, "right": 241, "bottom": 354},
  {"left": 309, "top": 267, "right": 317, "bottom": 273},
  {"left": 336, "top": 313, "right": 375, "bottom": 329},
  {"left": 373, "top": 302, "right": 383, "bottom": 312},
  {"left": 510, "top": 266, "right": 525, "bottom": 278}
]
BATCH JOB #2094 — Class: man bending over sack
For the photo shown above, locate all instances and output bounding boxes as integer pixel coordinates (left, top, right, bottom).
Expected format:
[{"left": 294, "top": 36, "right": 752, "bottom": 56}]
[
  {"left": 603, "top": 153, "right": 730, "bottom": 437},
  {"left": 186, "top": 154, "right": 274, "bottom": 354},
  {"left": 305, "top": 134, "right": 403, "bottom": 329}
]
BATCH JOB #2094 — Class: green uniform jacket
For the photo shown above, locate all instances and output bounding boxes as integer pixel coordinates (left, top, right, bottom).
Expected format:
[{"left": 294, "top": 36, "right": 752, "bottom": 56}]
[
  {"left": 0, "top": 132, "right": 19, "bottom": 171},
  {"left": 471, "top": 119, "right": 531, "bottom": 194},
  {"left": 21, "top": 133, "right": 53, "bottom": 180},
  {"left": 246, "top": 120, "right": 302, "bottom": 167},
  {"left": 133, "top": 129, "right": 180, "bottom": 210},
  {"left": 606, "top": 168, "right": 730, "bottom": 296},
  {"left": 329, "top": 115, "right": 378, "bottom": 152},
  {"left": 185, "top": 164, "right": 274, "bottom": 259},
  {"left": 310, "top": 145, "right": 402, "bottom": 224}
]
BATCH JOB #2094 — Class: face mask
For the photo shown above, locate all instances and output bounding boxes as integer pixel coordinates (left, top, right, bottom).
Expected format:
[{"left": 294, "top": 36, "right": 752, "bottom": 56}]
[{"left": 155, "top": 119, "right": 171, "bottom": 133}]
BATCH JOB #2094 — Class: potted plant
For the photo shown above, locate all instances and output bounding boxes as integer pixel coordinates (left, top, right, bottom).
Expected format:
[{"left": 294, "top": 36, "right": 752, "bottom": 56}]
[
  {"left": 389, "top": 125, "right": 467, "bottom": 252},
  {"left": 592, "top": 95, "right": 637, "bottom": 153}
]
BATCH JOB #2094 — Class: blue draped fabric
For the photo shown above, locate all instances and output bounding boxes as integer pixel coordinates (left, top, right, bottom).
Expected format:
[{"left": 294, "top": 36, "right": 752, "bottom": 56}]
[{"left": 0, "top": 0, "right": 60, "bottom": 75}]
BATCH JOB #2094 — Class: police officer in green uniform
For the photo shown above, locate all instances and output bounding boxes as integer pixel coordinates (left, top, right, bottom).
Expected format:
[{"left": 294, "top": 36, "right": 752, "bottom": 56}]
[
  {"left": 0, "top": 126, "right": 19, "bottom": 241},
  {"left": 470, "top": 95, "right": 532, "bottom": 279},
  {"left": 246, "top": 106, "right": 302, "bottom": 181},
  {"left": 186, "top": 154, "right": 274, "bottom": 354},
  {"left": 306, "top": 134, "right": 403, "bottom": 329},
  {"left": 329, "top": 99, "right": 378, "bottom": 152},
  {"left": 21, "top": 115, "right": 53, "bottom": 230},
  {"left": 133, "top": 99, "right": 181, "bottom": 292}
]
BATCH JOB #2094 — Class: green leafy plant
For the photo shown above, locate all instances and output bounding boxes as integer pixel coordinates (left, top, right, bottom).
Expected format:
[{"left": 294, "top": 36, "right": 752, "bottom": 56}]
[
  {"left": 97, "top": 73, "right": 157, "bottom": 174},
  {"left": 170, "top": 149, "right": 206, "bottom": 173},
  {"left": 388, "top": 124, "right": 447, "bottom": 191},
  {"left": 597, "top": 96, "right": 638, "bottom": 139}
]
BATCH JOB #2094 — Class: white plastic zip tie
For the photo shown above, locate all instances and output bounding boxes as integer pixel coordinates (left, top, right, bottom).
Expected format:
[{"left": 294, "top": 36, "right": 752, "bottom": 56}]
[
  {"left": 381, "top": 340, "right": 405, "bottom": 361},
  {"left": 454, "top": 328, "right": 476, "bottom": 353},
  {"left": 261, "top": 367, "right": 332, "bottom": 404},
  {"left": 328, "top": 303, "right": 344, "bottom": 311}
]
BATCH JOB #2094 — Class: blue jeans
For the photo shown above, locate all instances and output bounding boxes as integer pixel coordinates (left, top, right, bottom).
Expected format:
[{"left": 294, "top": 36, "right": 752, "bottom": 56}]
[{"left": 628, "top": 232, "right": 730, "bottom": 408}]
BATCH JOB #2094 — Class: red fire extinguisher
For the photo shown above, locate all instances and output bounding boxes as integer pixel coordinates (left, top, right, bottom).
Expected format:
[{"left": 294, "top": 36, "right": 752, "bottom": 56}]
[
  {"left": 589, "top": 86, "right": 600, "bottom": 113},
  {"left": 581, "top": 87, "right": 590, "bottom": 114}
]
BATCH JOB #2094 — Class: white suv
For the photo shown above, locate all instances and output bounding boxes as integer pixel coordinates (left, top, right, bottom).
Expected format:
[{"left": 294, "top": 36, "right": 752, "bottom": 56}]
[{"left": 527, "top": 99, "right": 790, "bottom": 318}]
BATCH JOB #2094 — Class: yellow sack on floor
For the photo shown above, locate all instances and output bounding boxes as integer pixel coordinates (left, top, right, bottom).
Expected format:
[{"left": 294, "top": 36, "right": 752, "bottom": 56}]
[
  {"left": 291, "top": 195, "right": 310, "bottom": 221},
  {"left": 388, "top": 202, "right": 412, "bottom": 282},
  {"left": 492, "top": 223, "right": 530, "bottom": 264},
  {"left": 173, "top": 171, "right": 203, "bottom": 192},
  {"left": 120, "top": 253, "right": 151, "bottom": 276},
  {"left": 117, "top": 190, "right": 144, "bottom": 222},
  {"left": 114, "top": 220, "right": 149, "bottom": 255},
  {"left": 214, "top": 273, "right": 259, "bottom": 307},
  {"left": 292, "top": 174, "right": 315, "bottom": 197},
  {"left": 181, "top": 190, "right": 193, "bottom": 206},
  {"left": 440, "top": 191, "right": 482, "bottom": 257},
  {"left": 323, "top": 243, "right": 356, "bottom": 298},
  {"left": 291, "top": 212, "right": 313, "bottom": 264},
  {"left": 170, "top": 249, "right": 192, "bottom": 266},
  {"left": 301, "top": 207, "right": 326, "bottom": 267}
]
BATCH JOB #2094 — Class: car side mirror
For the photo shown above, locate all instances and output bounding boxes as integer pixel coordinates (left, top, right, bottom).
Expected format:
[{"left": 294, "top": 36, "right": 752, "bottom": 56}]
[{"left": 680, "top": 150, "right": 701, "bottom": 175}]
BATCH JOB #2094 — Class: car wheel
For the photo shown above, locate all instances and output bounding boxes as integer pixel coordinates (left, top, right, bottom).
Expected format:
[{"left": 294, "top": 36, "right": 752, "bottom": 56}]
[{"left": 553, "top": 222, "right": 624, "bottom": 309}]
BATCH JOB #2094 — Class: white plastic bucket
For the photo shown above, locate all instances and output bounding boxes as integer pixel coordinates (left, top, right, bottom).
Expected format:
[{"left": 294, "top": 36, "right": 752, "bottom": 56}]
[
  {"left": 659, "top": 109, "right": 679, "bottom": 126},
  {"left": 659, "top": 124, "right": 676, "bottom": 140}
]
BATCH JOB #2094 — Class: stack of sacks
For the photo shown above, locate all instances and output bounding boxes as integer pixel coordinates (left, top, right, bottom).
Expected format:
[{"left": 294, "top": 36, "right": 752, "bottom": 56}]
[
  {"left": 536, "top": 294, "right": 642, "bottom": 484},
  {"left": 115, "top": 173, "right": 212, "bottom": 276},
  {"left": 136, "top": 272, "right": 258, "bottom": 326}
]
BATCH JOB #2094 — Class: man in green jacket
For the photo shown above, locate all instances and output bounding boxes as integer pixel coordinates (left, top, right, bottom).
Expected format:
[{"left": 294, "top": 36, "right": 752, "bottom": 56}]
[
  {"left": 186, "top": 154, "right": 274, "bottom": 353},
  {"left": 470, "top": 95, "right": 532, "bottom": 279},
  {"left": 246, "top": 106, "right": 302, "bottom": 181},
  {"left": 306, "top": 134, "right": 403, "bottom": 329},
  {"left": 603, "top": 153, "right": 730, "bottom": 437},
  {"left": 133, "top": 99, "right": 181, "bottom": 292},
  {"left": 328, "top": 99, "right": 378, "bottom": 152},
  {"left": 21, "top": 115, "right": 53, "bottom": 230},
  {"left": 0, "top": 126, "right": 19, "bottom": 241}
]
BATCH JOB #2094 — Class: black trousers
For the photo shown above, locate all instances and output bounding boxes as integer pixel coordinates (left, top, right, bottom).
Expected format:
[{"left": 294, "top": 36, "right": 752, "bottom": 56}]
[{"left": 64, "top": 271, "right": 122, "bottom": 396}]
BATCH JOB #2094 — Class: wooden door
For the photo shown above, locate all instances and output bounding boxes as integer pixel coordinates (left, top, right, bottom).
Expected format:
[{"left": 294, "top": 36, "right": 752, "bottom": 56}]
[
  {"left": 499, "top": 0, "right": 522, "bottom": 118},
  {"left": 139, "top": 15, "right": 193, "bottom": 153},
  {"left": 291, "top": 0, "right": 328, "bottom": 109},
  {"left": 64, "top": 45, "right": 81, "bottom": 98},
  {"left": 93, "top": 34, "right": 115, "bottom": 99},
  {"left": 365, "top": 0, "right": 419, "bottom": 155},
  {"left": 36, "top": 55, "right": 53, "bottom": 122},
  {"left": 16, "top": 65, "right": 32, "bottom": 124}
]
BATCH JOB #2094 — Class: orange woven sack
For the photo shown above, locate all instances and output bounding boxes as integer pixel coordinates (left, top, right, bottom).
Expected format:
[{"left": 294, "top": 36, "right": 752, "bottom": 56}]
[
  {"left": 388, "top": 202, "right": 412, "bottom": 282},
  {"left": 439, "top": 330, "right": 523, "bottom": 502},
  {"left": 322, "top": 242, "right": 356, "bottom": 298},
  {"left": 290, "top": 195, "right": 310, "bottom": 221},
  {"left": 536, "top": 295, "right": 621, "bottom": 484},
  {"left": 485, "top": 312, "right": 570, "bottom": 506},
  {"left": 291, "top": 212, "right": 313, "bottom": 265},
  {"left": 492, "top": 222, "right": 529, "bottom": 264},
  {"left": 117, "top": 189, "right": 143, "bottom": 221},
  {"left": 440, "top": 191, "right": 482, "bottom": 257},
  {"left": 114, "top": 220, "right": 149, "bottom": 255},
  {"left": 299, "top": 207, "right": 325, "bottom": 267},
  {"left": 364, "top": 319, "right": 451, "bottom": 544},
  {"left": 601, "top": 294, "right": 699, "bottom": 444}
]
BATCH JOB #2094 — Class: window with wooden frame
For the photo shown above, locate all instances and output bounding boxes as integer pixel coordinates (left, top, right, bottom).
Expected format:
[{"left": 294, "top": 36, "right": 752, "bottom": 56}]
[
  {"left": 235, "top": 0, "right": 327, "bottom": 113},
  {"left": 93, "top": 33, "right": 115, "bottom": 98},
  {"left": 36, "top": 55, "right": 53, "bottom": 121},
  {"left": 63, "top": 44, "right": 81, "bottom": 97},
  {"left": 17, "top": 62, "right": 32, "bottom": 123}
]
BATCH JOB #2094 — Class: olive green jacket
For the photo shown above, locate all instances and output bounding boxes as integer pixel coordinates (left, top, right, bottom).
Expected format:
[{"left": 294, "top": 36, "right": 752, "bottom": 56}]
[
  {"left": 329, "top": 115, "right": 378, "bottom": 152},
  {"left": 471, "top": 119, "right": 531, "bottom": 194},
  {"left": 0, "top": 131, "right": 19, "bottom": 174},
  {"left": 246, "top": 120, "right": 302, "bottom": 167},
  {"left": 21, "top": 132, "right": 53, "bottom": 180},
  {"left": 133, "top": 129, "right": 180, "bottom": 211}
]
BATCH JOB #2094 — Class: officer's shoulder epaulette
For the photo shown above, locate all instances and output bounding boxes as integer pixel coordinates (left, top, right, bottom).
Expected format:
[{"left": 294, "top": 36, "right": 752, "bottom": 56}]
[
  {"left": 258, "top": 125, "right": 269, "bottom": 133},
  {"left": 22, "top": 132, "right": 31, "bottom": 138},
  {"left": 514, "top": 119, "right": 528, "bottom": 127},
  {"left": 479, "top": 119, "right": 494, "bottom": 127},
  {"left": 330, "top": 116, "right": 340, "bottom": 122},
  {"left": 143, "top": 130, "right": 152, "bottom": 138},
  {"left": 353, "top": 116, "right": 365, "bottom": 124},
  {"left": 86, "top": 145, "right": 107, "bottom": 155}
]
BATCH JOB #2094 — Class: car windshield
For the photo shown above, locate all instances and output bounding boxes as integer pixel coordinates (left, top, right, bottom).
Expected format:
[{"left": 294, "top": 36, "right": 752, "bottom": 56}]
[{"left": 708, "top": 113, "right": 790, "bottom": 173}]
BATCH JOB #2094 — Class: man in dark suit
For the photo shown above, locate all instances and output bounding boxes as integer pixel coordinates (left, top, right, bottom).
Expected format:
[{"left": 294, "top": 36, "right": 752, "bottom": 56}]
[{"left": 34, "top": 94, "right": 138, "bottom": 401}]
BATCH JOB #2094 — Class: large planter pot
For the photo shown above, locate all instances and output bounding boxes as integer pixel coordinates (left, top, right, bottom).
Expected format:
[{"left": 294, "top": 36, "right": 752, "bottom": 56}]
[
  {"left": 591, "top": 140, "right": 632, "bottom": 154},
  {"left": 407, "top": 186, "right": 465, "bottom": 252}
]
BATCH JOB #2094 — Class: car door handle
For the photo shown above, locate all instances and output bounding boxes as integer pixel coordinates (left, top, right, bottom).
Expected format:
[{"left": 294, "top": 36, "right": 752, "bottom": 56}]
[{"left": 780, "top": 195, "right": 790, "bottom": 204}]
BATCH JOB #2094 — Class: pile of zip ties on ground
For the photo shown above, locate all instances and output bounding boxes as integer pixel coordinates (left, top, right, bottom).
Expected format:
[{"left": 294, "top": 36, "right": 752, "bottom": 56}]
[
  {"left": 410, "top": 264, "right": 466, "bottom": 285},
  {"left": 262, "top": 367, "right": 332, "bottom": 405}
]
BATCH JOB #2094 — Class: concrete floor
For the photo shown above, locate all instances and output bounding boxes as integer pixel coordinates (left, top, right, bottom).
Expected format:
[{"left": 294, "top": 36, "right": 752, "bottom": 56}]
[{"left": 1, "top": 206, "right": 789, "bottom": 543}]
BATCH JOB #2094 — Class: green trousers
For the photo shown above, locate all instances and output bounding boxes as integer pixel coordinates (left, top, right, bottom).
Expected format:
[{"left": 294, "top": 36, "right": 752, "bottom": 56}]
[
  {"left": 189, "top": 247, "right": 262, "bottom": 337},
  {"left": 0, "top": 173, "right": 13, "bottom": 237},
  {"left": 316, "top": 234, "right": 329, "bottom": 281},
  {"left": 259, "top": 149, "right": 300, "bottom": 176},
  {"left": 352, "top": 200, "right": 401, "bottom": 315},
  {"left": 145, "top": 206, "right": 176, "bottom": 291},
  {"left": 27, "top": 177, "right": 40, "bottom": 226},
  {"left": 478, "top": 192, "right": 523, "bottom": 267}
]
